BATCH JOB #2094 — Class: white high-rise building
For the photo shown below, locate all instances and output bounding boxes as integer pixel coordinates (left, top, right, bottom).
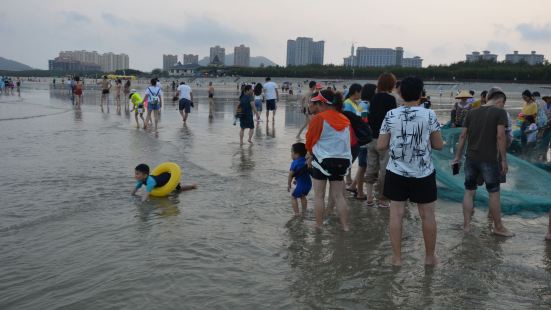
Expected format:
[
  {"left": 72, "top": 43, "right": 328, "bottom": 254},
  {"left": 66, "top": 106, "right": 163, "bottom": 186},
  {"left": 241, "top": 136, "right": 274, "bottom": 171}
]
[
  {"left": 505, "top": 51, "right": 544, "bottom": 65},
  {"left": 347, "top": 46, "right": 420, "bottom": 68},
  {"left": 234, "top": 44, "right": 250, "bottom": 67},
  {"left": 57, "top": 50, "right": 129, "bottom": 71},
  {"left": 286, "top": 37, "right": 324, "bottom": 66},
  {"left": 466, "top": 51, "right": 497, "bottom": 63},
  {"left": 402, "top": 56, "right": 423, "bottom": 68}
]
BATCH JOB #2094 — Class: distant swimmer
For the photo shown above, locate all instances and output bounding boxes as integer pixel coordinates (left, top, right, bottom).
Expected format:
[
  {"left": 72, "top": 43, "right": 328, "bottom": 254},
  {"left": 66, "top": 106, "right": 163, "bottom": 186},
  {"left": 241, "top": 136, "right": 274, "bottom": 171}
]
[{"left": 132, "top": 164, "right": 197, "bottom": 202}]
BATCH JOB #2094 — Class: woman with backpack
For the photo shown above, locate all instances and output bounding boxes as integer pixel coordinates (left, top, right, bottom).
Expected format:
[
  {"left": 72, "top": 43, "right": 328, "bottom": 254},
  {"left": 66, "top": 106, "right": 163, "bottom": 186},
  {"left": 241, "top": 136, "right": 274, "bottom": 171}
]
[
  {"left": 144, "top": 78, "right": 163, "bottom": 131},
  {"left": 306, "top": 89, "right": 352, "bottom": 231}
]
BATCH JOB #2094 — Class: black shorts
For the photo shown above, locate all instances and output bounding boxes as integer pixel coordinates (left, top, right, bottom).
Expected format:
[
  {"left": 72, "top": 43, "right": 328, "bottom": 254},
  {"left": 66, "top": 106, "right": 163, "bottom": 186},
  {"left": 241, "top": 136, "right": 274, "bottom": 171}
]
[
  {"left": 153, "top": 172, "right": 181, "bottom": 191},
  {"left": 208, "top": 93, "right": 214, "bottom": 98},
  {"left": 179, "top": 98, "right": 191, "bottom": 113},
  {"left": 102, "top": 89, "right": 109, "bottom": 95},
  {"left": 383, "top": 170, "right": 437, "bottom": 204},
  {"left": 310, "top": 157, "right": 350, "bottom": 181},
  {"left": 266, "top": 99, "right": 277, "bottom": 111}
]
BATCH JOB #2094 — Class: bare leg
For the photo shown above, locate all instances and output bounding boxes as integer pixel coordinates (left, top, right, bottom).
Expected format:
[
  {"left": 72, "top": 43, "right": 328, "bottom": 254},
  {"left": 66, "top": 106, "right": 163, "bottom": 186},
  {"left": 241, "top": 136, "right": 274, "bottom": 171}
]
[
  {"left": 239, "top": 128, "right": 245, "bottom": 145},
  {"left": 134, "top": 113, "right": 139, "bottom": 127},
  {"left": 462, "top": 190, "right": 476, "bottom": 232},
  {"left": 313, "top": 179, "right": 327, "bottom": 229},
  {"left": 266, "top": 110, "right": 269, "bottom": 122},
  {"left": 179, "top": 183, "right": 197, "bottom": 191},
  {"left": 154, "top": 110, "right": 159, "bottom": 131},
  {"left": 389, "top": 200, "right": 406, "bottom": 266},
  {"left": 272, "top": 109, "right": 276, "bottom": 121},
  {"left": 330, "top": 180, "right": 349, "bottom": 231},
  {"left": 297, "top": 115, "right": 310, "bottom": 138},
  {"left": 418, "top": 202, "right": 438, "bottom": 265},
  {"left": 248, "top": 129, "right": 254, "bottom": 144},
  {"left": 144, "top": 110, "right": 152, "bottom": 129},
  {"left": 179, "top": 109, "right": 185, "bottom": 121},
  {"left": 300, "top": 196, "right": 308, "bottom": 215},
  {"left": 356, "top": 167, "right": 367, "bottom": 198},
  {"left": 488, "top": 191, "right": 514, "bottom": 237},
  {"left": 291, "top": 197, "right": 300, "bottom": 216},
  {"left": 365, "top": 182, "right": 375, "bottom": 204}
]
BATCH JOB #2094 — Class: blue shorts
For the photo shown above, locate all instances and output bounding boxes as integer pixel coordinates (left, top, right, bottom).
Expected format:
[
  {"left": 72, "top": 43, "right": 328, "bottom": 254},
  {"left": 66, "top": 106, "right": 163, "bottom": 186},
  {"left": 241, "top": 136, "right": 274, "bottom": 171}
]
[
  {"left": 464, "top": 159, "right": 501, "bottom": 193},
  {"left": 148, "top": 101, "right": 160, "bottom": 111},
  {"left": 292, "top": 182, "right": 311, "bottom": 198},
  {"left": 358, "top": 147, "right": 368, "bottom": 168},
  {"left": 179, "top": 98, "right": 191, "bottom": 113},
  {"left": 255, "top": 99, "right": 263, "bottom": 112}
]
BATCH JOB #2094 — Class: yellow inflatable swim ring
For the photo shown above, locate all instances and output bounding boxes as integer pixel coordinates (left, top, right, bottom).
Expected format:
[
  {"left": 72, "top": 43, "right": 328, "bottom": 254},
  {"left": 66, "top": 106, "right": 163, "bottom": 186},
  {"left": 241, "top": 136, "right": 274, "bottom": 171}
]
[{"left": 150, "top": 162, "right": 182, "bottom": 197}]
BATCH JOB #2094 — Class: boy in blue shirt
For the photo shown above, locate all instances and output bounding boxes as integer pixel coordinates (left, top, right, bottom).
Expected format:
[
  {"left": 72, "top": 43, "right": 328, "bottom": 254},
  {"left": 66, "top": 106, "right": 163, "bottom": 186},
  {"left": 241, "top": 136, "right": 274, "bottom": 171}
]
[
  {"left": 132, "top": 164, "right": 197, "bottom": 202},
  {"left": 287, "top": 143, "right": 312, "bottom": 216}
]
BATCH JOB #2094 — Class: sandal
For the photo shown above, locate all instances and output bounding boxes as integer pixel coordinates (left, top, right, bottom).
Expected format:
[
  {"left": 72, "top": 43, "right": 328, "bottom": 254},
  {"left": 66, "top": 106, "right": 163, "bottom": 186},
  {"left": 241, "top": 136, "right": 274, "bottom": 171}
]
[
  {"left": 365, "top": 201, "right": 376, "bottom": 208},
  {"left": 345, "top": 188, "right": 358, "bottom": 196},
  {"left": 378, "top": 201, "right": 390, "bottom": 208},
  {"left": 356, "top": 196, "right": 367, "bottom": 201}
]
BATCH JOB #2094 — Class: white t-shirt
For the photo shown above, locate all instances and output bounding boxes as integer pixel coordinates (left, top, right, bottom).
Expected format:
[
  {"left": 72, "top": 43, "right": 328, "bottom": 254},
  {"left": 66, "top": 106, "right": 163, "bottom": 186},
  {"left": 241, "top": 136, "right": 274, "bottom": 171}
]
[
  {"left": 380, "top": 106, "right": 441, "bottom": 178},
  {"left": 526, "top": 123, "right": 538, "bottom": 143},
  {"left": 177, "top": 84, "right": 192, "bottom": 100},
  {"left": 263, "top": 81, "right": 278, "bottom": 100},
  {"left": 145, "top": 86, "right": 162, "bottom": 102}
]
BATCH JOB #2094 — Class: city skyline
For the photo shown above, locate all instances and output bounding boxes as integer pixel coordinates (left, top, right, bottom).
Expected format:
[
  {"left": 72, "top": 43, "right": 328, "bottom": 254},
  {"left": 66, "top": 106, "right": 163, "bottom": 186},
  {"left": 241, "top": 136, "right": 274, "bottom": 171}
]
[{"left": 2, "top": 0, "right": 551, "bottom": 71}]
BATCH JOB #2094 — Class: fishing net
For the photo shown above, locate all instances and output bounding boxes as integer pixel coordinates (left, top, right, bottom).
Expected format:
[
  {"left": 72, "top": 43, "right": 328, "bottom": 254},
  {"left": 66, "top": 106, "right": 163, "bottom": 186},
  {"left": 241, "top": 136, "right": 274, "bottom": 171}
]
[{"left": 434, "top": 128, "right": 551, "bottom": 214}]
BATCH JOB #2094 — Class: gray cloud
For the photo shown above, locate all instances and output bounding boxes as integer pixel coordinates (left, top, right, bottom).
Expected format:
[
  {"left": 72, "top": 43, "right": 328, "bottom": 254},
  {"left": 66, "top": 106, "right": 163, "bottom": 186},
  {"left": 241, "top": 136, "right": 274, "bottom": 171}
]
[
  {"left": 158, "top": 16, "right": 255, "bottom": 47},
  {"left": 101, "top": 13, "right": 128, "bottom": 26},
  {"left": 59, "top": 11, "right": 91, "bottom": 24},
  {"left": 516, "top": 23, "right": 551, "bottom": 42}
]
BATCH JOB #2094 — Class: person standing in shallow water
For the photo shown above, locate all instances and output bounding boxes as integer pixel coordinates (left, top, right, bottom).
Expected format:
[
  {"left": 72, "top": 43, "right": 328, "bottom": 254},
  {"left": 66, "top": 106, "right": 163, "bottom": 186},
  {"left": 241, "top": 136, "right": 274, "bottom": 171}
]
[
  {"left": 123, "top": 80, "right": 131, "bottom": 111},
  {"left": 377, "top": 76, "right": 443, "bottom": 266},
  {"left": 263, "top": 77, "right": 279, "bottom": 123},
  {"left": 208, "top": 82, "right": 215, "bottom": 119},
  {"left": 306, "top": 89, "right": 351, "bottom": 231},
  {"left": 238, "top": 85, "right": 257, "bottom": 145},
  {"left": 297, "top": 81, "right": 319, "bottom": 138},
  {"left": 452, "top": 87, "right": 514, "bottom": 237},
  {"left": 143, "top": 78, "right": 163, "bottom": 131},
  {"left": 99, "top": 75, "right": 111, "bottom": 111},
  {"left": 365, "top": 73, "right": 397, "bottom": 208}
]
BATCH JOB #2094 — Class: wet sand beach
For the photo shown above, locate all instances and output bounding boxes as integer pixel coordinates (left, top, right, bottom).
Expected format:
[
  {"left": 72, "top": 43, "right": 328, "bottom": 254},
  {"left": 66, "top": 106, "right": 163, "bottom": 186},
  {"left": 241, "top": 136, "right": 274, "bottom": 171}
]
[{"left": 1, "top": 81, "right": 551, "bottom": 309}]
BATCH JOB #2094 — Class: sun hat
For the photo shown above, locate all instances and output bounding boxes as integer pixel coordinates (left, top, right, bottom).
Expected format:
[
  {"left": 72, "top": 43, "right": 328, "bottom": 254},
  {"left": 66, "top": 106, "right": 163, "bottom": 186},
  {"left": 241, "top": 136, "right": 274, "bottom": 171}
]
[
  {"left": 311, "top": 91, "right": 331, "bottom": 104},
  {"left": 455, "top": 90, "right": 474, "bottom": 99}
]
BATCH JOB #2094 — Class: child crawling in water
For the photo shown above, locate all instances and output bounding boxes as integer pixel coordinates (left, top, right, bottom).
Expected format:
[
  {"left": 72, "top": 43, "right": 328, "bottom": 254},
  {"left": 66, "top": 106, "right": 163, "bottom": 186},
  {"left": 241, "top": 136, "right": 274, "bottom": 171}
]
[
  {"left": 287, "top": 143, "right": 312, "bottom": 216},
  {"left": 132, "top": 164, "right": 197, "bottom": 202}
]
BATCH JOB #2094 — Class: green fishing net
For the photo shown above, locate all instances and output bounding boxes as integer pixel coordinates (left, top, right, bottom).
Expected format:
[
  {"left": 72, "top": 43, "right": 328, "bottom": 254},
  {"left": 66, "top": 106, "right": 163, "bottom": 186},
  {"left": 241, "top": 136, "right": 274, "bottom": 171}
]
[{"left": 434, "top": 128, "right": 551, "bottom": 214}]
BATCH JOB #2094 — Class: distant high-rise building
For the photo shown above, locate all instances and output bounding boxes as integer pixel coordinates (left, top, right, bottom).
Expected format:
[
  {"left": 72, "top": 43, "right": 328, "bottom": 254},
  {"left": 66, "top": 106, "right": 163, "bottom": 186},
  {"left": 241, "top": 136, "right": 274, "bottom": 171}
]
[
  {"left": 183, "top": 54, "right": 199, "bottom": 65},
  {"left": 163, "top": 54, "right": 178, "bottom": 71},
  {"left": 505, "top": 51, "right": 544, "bottom": 65},
  {"left": 53, "top": 50, "right": 129, "bottom": 72},
  {"left": 402, "top": 56, "right": 423, "bottom": 68},
  {"left": 286, "top": 40, "right": 297, "bottom": 66},
  {"left": 234, "top": 44, "right": 251, "bottom": 67},
  {"left": 286, "top": 37, "right": 324, "bottom": 66},
  {"left": 209, "top": 46, "right": 225, "bottom": 66},
  {"left": 355, "top": 47, "right": 397, "bottom": 67},
  {"left": 348, "top": 46, "right": 419, "bottom": 68},
  {"left": 395, "top": 47, "right": 404, "bottom": 67},
  {"left": 466, "top": 51, "right": 498, "bottom": 63}
]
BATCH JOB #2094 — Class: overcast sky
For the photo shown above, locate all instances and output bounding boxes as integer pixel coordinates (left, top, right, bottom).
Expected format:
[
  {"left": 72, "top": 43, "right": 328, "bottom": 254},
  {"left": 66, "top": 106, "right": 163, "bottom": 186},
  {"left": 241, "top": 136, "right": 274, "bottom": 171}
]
[{"left": 2, "top": 0, "right": 551, "bottom": 71}]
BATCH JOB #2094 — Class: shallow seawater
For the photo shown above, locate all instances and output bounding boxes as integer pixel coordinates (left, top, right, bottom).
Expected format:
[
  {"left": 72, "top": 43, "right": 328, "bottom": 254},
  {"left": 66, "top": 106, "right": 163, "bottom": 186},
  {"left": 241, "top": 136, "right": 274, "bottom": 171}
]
[{"left": 1, "top": 84, "right": 551, "bottom": 309}]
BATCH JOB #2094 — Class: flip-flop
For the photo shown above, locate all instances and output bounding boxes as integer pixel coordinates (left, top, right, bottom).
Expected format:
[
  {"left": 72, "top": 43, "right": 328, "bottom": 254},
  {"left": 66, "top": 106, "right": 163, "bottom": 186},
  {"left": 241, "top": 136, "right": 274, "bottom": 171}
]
[
  {"left": 378, "top": 202, "right": 390, "bottom": 208},
  {"left": 365, "top": 201, "right": 376, "bottom": 208},
  {"left": 346, "top": 188, "right": 358, "bottom": 195}
]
